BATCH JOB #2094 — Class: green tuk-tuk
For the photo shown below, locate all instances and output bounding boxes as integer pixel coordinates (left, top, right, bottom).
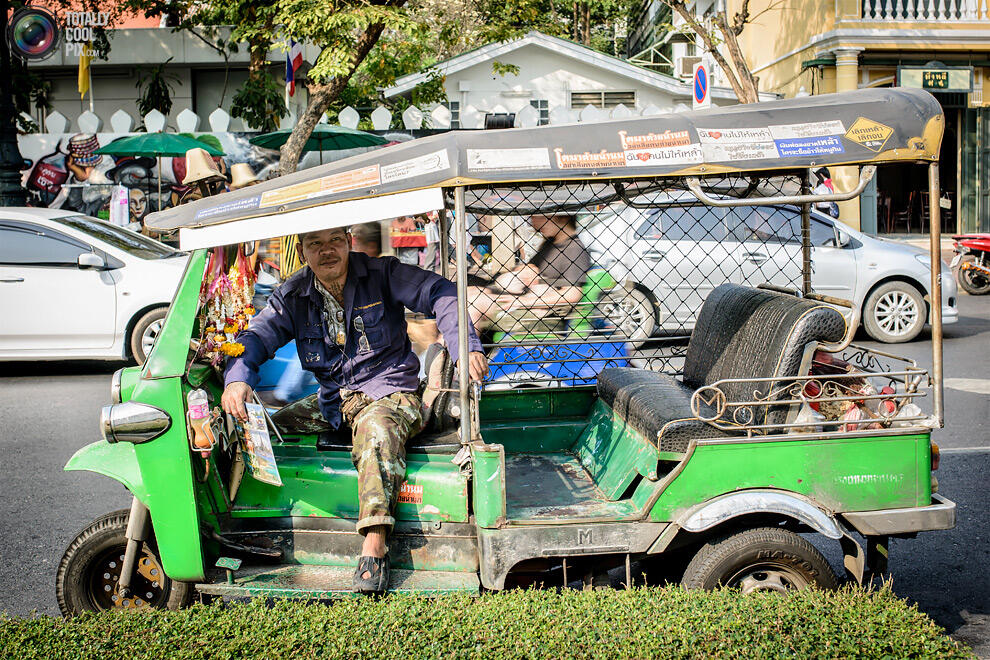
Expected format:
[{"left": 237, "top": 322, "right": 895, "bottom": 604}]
[{"left": 57, "top": 88, "right": 955, "bottom": 613}]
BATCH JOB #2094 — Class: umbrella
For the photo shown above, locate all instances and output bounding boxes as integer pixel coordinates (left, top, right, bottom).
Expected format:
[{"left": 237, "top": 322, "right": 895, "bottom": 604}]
[
  {"left": 95, "top": 133, "right": 225, "bottom": 210},
  {"left": 249, "top": 125, "right": 387, "bottom": 164}
]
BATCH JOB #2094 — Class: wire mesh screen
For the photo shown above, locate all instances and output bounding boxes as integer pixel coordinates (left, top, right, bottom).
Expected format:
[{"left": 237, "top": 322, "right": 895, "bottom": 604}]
[{"left": 445, "top": 173, "right": 823, "bottom": 389}]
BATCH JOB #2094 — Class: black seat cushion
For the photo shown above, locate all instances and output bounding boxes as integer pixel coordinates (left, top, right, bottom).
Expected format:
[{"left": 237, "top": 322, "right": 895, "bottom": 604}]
[
  {"left": 596, "top": 367, "right": 733, "bottom": 454},
  {"left": 683, "top": 284, "right": 845, "bottom": 425},
  {"left": 596, "top": 285, "right": 845, "bottom": 448}
]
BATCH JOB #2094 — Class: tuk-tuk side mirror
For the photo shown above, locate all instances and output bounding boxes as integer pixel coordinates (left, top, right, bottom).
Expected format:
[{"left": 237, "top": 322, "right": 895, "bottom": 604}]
[{"left": 77, "top": 252, "right": 106, "bottom": 270}]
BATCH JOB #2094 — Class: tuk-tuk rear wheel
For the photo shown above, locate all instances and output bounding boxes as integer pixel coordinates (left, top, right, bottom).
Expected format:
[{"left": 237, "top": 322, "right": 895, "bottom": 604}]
[
  {"left": 680, "top": 527, "right": 837, "bottom": 593},
  {"left": 56, "top": 509, "right": 193, "bottom": 617}
]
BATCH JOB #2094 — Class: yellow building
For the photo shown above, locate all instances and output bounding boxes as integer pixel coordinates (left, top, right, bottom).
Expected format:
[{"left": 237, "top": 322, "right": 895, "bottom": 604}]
[{"left": 725, "top": 0, "right": 990, "bottom": 234}]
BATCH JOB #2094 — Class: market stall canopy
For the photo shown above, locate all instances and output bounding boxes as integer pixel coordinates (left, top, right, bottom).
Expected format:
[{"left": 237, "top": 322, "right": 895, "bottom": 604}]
[
  {"left": 95, "top": 133, "right": 225, "bottom": 157},
  {"left": 248, "top": 125, "right": 388, "bottom": 153},
  {"left": 144, "top": 88, "right": 944, "bottom": 250}
]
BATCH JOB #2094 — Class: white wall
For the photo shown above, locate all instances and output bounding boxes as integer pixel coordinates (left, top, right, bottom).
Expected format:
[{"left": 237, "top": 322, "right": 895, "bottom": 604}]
[{"left": 441, "top": 44, "right": 682, "bottom": 115}]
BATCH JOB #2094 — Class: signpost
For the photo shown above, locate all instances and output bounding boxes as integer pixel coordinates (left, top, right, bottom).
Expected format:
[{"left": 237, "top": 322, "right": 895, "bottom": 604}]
[{"left": 693, "top": 61, "right": 711, "bottom": 110}]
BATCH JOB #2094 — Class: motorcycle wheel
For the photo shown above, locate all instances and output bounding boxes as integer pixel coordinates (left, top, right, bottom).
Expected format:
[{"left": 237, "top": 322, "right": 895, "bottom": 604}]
[
  {"left": 958, "top": 263, "right": 990, "bottom": 295},
  {"left": 56, "top": 509, "right": 193, "bottom": 616}
]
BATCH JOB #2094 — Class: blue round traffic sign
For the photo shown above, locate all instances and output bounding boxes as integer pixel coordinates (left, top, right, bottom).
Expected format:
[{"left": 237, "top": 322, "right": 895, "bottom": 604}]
[{"left": 694, "top": 66, "right": 708, "bottom": 105}]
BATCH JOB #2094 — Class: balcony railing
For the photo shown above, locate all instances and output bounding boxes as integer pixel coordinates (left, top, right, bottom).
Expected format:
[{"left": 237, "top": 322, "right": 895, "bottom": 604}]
[{"left": 862, "top": 0, "right": 990, "bottom": 20}]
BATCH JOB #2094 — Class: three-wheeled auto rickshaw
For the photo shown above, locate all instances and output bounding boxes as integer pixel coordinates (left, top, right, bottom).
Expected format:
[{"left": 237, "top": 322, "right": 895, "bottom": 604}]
[{"left": 57, "top": 88, "right": 955, "bottom": 613}]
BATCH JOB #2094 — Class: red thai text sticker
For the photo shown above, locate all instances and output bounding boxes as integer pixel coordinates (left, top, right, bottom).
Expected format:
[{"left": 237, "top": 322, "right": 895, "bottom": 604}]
[{"left": 398, "top": 483, "right": 423, "bottom": 504}]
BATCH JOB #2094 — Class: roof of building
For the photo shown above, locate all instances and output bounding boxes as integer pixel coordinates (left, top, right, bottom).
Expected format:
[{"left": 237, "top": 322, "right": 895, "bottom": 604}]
[{"left": 383, "top": 30, "right": 778, "bottom": 103}]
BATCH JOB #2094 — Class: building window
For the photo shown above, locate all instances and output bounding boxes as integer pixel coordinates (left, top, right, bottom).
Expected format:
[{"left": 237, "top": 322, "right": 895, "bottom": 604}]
[
  {"left": 569, "top": 90, "right": 637, "bottom": 108},
  {"left": 530, "top": 99, "right": 549, "bottom": 125},
  {"left": 444, "top": 101, "right": 460, "bottom": 128}
]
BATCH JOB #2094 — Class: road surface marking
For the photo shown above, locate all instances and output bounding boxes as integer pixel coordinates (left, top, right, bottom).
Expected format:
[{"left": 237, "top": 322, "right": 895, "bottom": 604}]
[
  {"left": 943, "top": 378, "right": 990, "bottom": 395},
  {"left": 940, "top": 447, "right": 990, "bottom": 454}
]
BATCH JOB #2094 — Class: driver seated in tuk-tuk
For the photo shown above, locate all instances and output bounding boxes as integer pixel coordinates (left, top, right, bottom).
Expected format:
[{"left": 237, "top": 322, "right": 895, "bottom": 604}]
[
  {"left": 467, "top": 213, "right": 591, "bottom": 333},
  {"left": 221, "top": 226, "right": 489, "bottom": 593}
]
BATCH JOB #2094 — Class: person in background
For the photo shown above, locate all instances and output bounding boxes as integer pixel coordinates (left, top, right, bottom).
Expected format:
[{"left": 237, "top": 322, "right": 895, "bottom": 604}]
[
  {"left": 390, "top": 216, "right": 426, "bottom": 265},
  {"left": 814, "top": 167, "right": 840, "bottom": 219},
  {"left": 422, "top": 212, "right": 441, "bottom": 272},
  {"left": 467, "top": 213, "right": 590, "bottom": 332},
  {"left": 351, "top": 222, "right": 383, "bottom": 257}
]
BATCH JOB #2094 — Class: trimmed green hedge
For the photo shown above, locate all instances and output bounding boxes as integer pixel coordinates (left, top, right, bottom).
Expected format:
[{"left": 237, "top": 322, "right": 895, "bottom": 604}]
[{"left": 1, "top": 586, "right": 970, "bottom": 659}]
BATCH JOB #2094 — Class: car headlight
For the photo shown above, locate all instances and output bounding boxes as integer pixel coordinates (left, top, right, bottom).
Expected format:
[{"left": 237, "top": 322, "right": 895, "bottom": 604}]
[
  {"left": 100, "top": 402, "right": 171, "bottom": 445},
  {"left": 914, "top": 254, "right": 931, "bottom": 267}
]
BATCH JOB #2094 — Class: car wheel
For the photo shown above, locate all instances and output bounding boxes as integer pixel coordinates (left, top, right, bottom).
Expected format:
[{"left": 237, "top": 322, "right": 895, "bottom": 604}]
[
  {"left": 862, "top": 282, "right": 926, "bottom": 343},
  {"left": 601, "top": 286, "right": 657, "bottom": 344},
  {"left": 56, "top": 509, "right": 193, "bottom": 616},
  {"left": 130, "top": 307, "right": 168, "bottom": 365},
  {"left": 681, "top": 527, "right": 837, "bottom": 592}
]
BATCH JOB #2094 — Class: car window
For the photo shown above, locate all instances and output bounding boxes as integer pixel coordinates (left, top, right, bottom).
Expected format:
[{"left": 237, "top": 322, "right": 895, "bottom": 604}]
[
  {"left": 635, "top": 205, "right": 727, "bottom": 241},
  {"left": 51, "top": 215, "right": 177, "bottom": 260},
  {"left": 727, "top": 206, "right": 800, "bottom": 244},
  {"left": 0, "top": 225, "right": 90, "bottom": 266},
  {"left": 791, "top": 216, "right": 837, "bottom": 246}
]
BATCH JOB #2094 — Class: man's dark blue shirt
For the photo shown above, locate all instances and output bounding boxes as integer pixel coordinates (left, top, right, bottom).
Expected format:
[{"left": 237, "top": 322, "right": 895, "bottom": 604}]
[{"left": 225, "top": 252, "right": 482, "bottom": 429}]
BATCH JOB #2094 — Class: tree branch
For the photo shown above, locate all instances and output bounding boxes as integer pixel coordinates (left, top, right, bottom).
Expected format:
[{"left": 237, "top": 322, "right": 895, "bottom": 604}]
[
  {"left": 713, "top": 12, "right": 758, "bottom": 102},
  {"left": 664, "top": 1, "right": 748, "bottom": 104},
  {"left": 278, "top": 18, "right": 392, "bottom": 175}
]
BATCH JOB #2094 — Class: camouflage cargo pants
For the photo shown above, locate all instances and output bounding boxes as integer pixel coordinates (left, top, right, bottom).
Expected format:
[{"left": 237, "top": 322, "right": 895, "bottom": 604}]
[{"left": 340, "top": 390, "right": 424, "bottom": 534}]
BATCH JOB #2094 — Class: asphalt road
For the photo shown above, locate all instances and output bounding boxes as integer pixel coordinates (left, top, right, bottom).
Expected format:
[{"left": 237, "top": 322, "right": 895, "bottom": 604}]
[{"left": 0, "top": 294, "right": 986, "bottom": 653}]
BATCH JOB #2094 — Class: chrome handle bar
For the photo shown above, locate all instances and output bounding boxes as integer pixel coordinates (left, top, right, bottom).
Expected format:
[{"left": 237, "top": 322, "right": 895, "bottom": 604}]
[{"left": 686, "top": 166, "right": 876, "bottom": 207}]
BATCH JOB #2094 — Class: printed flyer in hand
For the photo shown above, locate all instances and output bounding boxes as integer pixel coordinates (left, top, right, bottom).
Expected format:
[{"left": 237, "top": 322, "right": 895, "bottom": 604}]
[{"left": 241, "top": 402, "right": 282, "bottom": 487}]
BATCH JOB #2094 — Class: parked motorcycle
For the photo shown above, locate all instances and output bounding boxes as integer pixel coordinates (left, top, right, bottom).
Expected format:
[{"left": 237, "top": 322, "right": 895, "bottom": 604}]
[{"left": 950, "top": 234, "right": 990, "bottom": 295}]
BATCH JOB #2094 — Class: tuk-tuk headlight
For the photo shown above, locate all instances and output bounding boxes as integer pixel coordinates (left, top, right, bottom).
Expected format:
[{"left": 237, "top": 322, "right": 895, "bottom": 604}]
[
  {"left": 110, "top": 368, "right": 124, "bottom": 404},
  {"left": 100, "top": 402, "right": 171, "bottom": 445}
]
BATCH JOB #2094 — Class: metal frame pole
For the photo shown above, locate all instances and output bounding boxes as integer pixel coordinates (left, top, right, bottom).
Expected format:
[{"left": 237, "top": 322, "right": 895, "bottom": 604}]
[
  {"left": 440, "top": 205, "right": 451, "bottom": 279},
  {"left": 928, "top": 162, "right": 944, "bottom": 428},
  {"left": 801, "top": 170, "right": 813, "bottom": 296},
  {"left": 453, "top": 186, "right": 472, "bottom": 443}
]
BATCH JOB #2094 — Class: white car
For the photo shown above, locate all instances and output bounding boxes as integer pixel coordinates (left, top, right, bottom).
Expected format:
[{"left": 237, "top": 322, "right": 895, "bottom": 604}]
[
  {"left": 582, "top": 199, "right": 958, "bottom": 344},
  {"left": 0, "top": 209, "right": 188, "bottom": 363}
]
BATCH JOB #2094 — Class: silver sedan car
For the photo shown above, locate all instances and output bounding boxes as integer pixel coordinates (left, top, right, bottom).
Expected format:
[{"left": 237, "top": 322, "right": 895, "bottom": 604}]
[{"left": 581, "top": 200, "right": 957, "bottom": 344}]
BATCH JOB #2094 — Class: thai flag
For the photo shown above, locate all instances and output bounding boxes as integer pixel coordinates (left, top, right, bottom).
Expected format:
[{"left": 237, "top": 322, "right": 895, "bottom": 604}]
[{"left": 285, "top": 40, "right": 304, "bottom": 96}]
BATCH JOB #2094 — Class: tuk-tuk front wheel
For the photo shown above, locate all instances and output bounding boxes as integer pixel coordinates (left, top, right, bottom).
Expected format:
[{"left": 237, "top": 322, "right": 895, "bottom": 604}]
[
  {"left": 56, "top": 509, "right": 193, "bottom": 616},
  {"left": 681, "top": 527, "right": 837, "bottom": 593}
]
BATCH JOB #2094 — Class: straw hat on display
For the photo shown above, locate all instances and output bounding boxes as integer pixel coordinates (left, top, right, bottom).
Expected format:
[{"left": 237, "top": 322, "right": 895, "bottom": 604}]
[
  {"left": 229, "top": 163, "right": 259, "bottom": 190},
  {"left": 181, "top": 147, "right": 225, "bottom": 185}
]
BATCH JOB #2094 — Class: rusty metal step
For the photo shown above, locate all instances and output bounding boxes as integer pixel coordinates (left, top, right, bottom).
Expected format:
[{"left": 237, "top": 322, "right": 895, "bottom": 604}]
[{"left": 196, "top": 563, "right": 480, "bottom": 599}]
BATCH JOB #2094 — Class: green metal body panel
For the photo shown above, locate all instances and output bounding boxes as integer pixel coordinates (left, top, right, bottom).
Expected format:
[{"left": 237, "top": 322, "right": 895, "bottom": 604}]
[
  {"left": 573, "top": 400, "right": 659, "bottom": 500},
  {"left": 648, "top": 434, "right": 932, "bottom": 522},
  {"left": 128, "top": 375, "right": 205, "bottom": 581},
  {"left": 118, "top": 366, "right": 141, "bottom": 402},
  {"left": 231, "top": 448, "right": 469, "bottom": 523},
  {"left": 471, "top": 444, "right": 506, "bottom": 528},
  {"left": 141, "top": 249, "right": 207, "bottom": 380},
  {"left": 65, "top": 441, "right": 146, "bottom": 502}
]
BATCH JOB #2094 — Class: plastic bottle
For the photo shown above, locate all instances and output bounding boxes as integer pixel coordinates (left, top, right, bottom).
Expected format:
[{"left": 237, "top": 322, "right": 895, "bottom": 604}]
[{"left": 187, "top": 389, "right": 215, "bottom": 452}]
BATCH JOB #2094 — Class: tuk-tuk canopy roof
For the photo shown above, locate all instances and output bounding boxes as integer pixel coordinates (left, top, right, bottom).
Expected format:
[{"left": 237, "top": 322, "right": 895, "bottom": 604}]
[{"left": 146, "top": 88, "right": 943, "bottom": 248}]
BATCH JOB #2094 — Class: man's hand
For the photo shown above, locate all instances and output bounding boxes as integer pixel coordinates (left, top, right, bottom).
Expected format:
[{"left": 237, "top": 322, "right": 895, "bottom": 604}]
[
  {"left": 221, "top": 381, "right": 254, "bottom": 422},
  {"left": 468, "top": 351, "right": 489, "bottom": 382}
]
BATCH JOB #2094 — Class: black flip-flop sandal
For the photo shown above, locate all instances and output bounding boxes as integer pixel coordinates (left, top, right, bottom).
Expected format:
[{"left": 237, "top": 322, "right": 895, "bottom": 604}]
[{"left": 353, "top": 555, "right": 389, "bottom": 594}]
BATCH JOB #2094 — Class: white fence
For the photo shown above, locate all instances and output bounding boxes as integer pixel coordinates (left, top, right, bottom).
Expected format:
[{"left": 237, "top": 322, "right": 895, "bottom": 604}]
[{"left": 27, "top": 100, "right": 687, "bottom": 136}]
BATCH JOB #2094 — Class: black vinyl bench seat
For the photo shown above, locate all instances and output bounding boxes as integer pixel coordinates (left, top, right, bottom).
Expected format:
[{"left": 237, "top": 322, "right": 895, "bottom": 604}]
[{"left": 597, "top": 284, "right": 846, "bottom": 454}]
